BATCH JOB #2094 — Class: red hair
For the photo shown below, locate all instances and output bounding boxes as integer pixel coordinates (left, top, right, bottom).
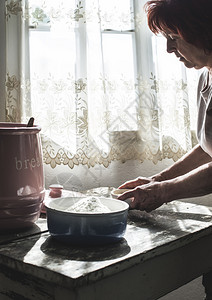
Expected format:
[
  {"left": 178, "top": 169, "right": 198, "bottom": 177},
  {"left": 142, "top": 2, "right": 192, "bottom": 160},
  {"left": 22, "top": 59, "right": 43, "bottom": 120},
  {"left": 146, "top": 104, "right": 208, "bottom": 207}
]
[{"left": 144, "top": 0, "right": 212, "bottom": 52}]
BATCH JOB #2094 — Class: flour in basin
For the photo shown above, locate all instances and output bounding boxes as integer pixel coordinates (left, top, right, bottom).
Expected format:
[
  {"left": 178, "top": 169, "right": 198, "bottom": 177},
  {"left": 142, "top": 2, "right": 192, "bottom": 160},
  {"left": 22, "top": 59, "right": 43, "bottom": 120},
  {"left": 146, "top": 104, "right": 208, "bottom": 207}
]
[{"left": 65, "top": 196, "right": 111, "bottom": 213}]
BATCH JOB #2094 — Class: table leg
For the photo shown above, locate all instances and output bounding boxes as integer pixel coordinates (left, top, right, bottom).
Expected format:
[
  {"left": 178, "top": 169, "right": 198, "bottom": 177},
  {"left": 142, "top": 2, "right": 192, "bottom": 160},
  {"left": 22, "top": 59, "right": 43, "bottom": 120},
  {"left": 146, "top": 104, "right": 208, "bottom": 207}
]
[{"left": 203, "top": 271, "right": 212, "bottom": 300}]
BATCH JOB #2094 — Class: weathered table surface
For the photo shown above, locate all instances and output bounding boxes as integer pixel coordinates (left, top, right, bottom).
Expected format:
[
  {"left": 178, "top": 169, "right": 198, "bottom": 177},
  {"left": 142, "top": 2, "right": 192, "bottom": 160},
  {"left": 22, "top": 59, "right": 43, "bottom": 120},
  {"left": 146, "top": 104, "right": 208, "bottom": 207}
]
[{"left": 0, "top": 189, "right": 212, "bottom": 300}]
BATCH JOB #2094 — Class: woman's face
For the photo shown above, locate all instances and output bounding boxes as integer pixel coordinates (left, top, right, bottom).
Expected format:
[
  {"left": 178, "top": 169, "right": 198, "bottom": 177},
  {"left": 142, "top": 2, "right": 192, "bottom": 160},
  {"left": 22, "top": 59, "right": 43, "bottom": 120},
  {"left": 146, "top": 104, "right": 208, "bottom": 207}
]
[{"left": 164, "top": 31, "right": 212, "bottom": 69}]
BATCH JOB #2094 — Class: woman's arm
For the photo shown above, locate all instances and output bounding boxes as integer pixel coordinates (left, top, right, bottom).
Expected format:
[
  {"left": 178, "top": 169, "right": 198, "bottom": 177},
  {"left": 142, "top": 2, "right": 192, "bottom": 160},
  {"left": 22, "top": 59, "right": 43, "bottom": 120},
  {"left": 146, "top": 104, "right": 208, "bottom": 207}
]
[
  {"left": 119, "top": 144, "right": 212, "bottom": 189},
  {"left": 152, "top": 144, "right": 212, "bottom": 181},
  {"left": 163, "top": 161, "right": 212, "bottom": 200}
]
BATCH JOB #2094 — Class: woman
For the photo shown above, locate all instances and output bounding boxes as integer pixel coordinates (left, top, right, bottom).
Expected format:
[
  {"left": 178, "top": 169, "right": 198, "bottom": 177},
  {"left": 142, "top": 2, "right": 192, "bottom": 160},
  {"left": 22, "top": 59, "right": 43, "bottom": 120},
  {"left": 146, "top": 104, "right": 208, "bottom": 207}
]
[
  {"left": 118, "top": 0, "right": 212, "bottom": 212},
  {"left": 118, "top": 1, "right": 212, "bottom": 298}
]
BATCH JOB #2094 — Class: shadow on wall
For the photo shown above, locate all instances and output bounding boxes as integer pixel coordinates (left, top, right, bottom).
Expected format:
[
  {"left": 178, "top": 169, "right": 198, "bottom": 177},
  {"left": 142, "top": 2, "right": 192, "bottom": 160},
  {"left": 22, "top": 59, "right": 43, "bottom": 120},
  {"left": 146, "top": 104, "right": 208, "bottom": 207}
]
[
  {"left": 44, "top": 159, "right": 212, "bottom": 207},
  {"left": 44, "top": 158, "right": 173, "bottom": 191},
  {"left": 48, "top": 172, "right": 84, "bottom": 192}
]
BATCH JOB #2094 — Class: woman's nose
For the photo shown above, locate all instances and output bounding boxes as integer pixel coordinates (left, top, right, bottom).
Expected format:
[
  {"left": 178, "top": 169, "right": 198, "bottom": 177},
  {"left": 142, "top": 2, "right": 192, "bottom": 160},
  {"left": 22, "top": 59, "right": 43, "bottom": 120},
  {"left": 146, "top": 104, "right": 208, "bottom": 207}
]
[{"left": 166, "top": 39, "right": 176, "bottom": 53}]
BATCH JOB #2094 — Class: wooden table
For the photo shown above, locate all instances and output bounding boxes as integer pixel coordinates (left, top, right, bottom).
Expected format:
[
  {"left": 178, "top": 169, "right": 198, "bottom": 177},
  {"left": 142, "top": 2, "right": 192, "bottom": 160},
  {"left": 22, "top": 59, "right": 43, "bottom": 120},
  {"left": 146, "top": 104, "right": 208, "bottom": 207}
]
[{"left": 0, "top": 191, "right": 212, "bottom": 300}]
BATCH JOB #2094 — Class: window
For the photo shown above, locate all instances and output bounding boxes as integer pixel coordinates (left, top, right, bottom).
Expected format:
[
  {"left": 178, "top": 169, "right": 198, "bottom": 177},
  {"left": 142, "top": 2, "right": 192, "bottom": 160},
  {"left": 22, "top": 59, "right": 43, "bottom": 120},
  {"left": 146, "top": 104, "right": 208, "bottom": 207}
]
[
  {"left": 29, "top": 0, "right": 139, "bottom": 137},
  {"left": 24, "top": 0, "right": 199, "bottom": 168}
]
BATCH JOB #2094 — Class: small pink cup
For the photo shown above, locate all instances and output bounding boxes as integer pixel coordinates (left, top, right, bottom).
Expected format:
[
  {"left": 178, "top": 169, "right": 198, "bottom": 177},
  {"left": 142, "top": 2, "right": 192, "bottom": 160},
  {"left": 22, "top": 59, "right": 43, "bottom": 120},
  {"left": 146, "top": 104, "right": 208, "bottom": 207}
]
[{"left": 0, "top": 122, "right": 45, "bottom": 231}]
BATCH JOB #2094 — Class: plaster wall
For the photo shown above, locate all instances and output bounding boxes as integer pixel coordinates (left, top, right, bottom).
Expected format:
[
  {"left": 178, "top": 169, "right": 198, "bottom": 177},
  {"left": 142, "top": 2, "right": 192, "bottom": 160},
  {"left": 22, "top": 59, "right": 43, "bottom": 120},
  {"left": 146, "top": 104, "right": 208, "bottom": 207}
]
[{"left": 44, "top": 158, "right": 212, "bottom": 207}]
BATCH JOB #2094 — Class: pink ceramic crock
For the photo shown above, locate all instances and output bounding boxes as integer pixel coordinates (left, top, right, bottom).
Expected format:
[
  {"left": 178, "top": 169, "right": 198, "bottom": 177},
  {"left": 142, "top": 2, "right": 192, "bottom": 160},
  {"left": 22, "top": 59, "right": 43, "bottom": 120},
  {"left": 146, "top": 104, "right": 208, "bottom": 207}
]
[{"left": 0, "top": 122, "right": 45, "bottom": 231}]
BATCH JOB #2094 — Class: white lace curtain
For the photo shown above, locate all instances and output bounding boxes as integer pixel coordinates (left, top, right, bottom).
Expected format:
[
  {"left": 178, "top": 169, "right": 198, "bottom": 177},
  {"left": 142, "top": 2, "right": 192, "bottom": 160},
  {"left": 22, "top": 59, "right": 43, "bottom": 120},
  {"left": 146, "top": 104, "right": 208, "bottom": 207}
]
[{"left": 4, "top": 0, "right": 199, "bottom": 169}]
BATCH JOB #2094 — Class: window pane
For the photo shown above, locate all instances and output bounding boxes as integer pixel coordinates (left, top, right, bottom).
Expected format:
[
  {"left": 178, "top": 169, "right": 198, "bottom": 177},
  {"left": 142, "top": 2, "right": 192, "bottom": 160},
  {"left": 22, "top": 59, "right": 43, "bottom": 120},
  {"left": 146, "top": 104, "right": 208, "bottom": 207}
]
[
  {"left": 99, "top": 0, "right": 134, "bottom": 31},
  {"left": 29, "top": 31, "right": 76, "bottom": 76},
  {"left": 29, "top": 0, "right": 79, "bottom": 30},
  {"left": 102, "top": 33, "right": 137, "bottom": 131},
  {"left": 152, "top": 35, "right": 199, "bottom": 144},
  {"left": 102, "top": 33, "right": 135, "bottom": 79}
]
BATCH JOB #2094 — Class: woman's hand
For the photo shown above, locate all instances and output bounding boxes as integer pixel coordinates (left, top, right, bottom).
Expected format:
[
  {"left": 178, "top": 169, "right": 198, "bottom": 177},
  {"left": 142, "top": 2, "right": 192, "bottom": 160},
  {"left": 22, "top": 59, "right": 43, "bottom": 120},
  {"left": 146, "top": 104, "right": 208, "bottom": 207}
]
[
  {"left": 118, "top": 176, "right": 156, "bottom": 189},
  {"left": 118, "top": 181, "right": 166, "bottom": 212}
]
